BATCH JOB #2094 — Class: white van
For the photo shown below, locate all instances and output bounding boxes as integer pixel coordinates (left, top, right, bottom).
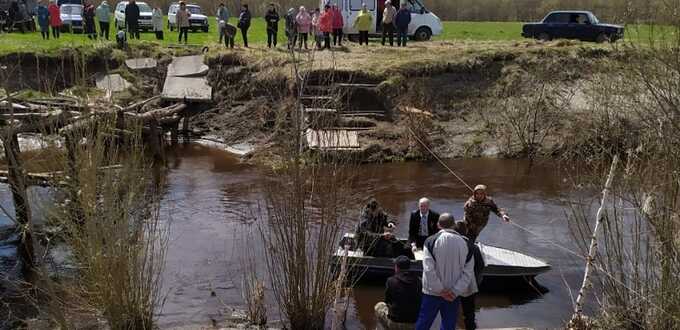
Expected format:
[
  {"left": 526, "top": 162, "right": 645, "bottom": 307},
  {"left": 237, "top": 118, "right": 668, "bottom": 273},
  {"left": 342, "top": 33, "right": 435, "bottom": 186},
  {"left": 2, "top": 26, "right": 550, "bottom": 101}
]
[
  {"left": 324, "top": 0, "right": 442, "bottom": 41},
  {"left": 167, "top": 3, "right": 209, "bottom": 32}
]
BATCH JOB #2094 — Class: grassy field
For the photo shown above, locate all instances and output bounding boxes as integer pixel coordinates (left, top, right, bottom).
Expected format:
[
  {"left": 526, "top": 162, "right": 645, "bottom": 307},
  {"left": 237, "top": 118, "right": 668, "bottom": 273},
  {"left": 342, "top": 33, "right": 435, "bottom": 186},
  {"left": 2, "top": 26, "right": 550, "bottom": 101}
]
[{"left": 0, "top": 18, "right": 673, "bottom": 55}]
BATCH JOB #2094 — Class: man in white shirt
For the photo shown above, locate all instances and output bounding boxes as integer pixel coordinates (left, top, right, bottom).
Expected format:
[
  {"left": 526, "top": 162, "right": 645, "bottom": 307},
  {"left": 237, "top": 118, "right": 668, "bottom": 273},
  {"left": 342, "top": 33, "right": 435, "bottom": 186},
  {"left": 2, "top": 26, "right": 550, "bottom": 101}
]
[{"left": 416, "top": 213, "right": 477, "bottom": 330}]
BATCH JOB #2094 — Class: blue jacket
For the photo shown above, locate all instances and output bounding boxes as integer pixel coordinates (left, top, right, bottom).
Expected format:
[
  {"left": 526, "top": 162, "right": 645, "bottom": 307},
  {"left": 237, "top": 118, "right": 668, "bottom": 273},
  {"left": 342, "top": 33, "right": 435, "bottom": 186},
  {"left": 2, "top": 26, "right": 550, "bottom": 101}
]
[
  {"left": 394, "top": 8, "right": 411, "bottom": 30},
  {"left": 36, "top": 5, "right": 50, "bottom": 28}
]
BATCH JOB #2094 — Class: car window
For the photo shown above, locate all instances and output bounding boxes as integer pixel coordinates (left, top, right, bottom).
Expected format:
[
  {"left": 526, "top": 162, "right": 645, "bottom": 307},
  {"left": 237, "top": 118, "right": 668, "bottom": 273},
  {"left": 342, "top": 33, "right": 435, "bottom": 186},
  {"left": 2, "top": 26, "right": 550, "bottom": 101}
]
[
  {"left": 544, "top": 13, "right": 569, "bottom": 24},
  {"left": 349, "top": 0, "right": 372, "bottom": 11},
  {"left": 569, "top": 13, "right": 589, "bottom": 24},
  {"left": 589, "top": 13, "right": 599, "bottom": 24},
  {"left": 169, "top": 5, "right": 177, "bottom": 13},
  {"left": 137, "top": 2, "right": 151, "bottom": 11},
  {"left": 408, "top": 0, "right": 424, "bottom": 13},
  {"left": 62, "top": 5, "right": 82, "bottom": 14},
  {"left": 116, "top": 3, "right": 124, "bottom": 11},
  {"left": 187, "top": 6, "right": 201, "bottom": 14}
]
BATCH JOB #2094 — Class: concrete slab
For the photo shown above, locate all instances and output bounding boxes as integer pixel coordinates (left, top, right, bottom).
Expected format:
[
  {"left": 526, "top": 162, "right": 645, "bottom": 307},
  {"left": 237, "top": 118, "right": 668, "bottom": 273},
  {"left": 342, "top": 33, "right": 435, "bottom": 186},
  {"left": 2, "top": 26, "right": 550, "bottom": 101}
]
[
  {"left": 161, "top": 76, "right": 212, "bottom": 102},
  {"left": 125, "top": 57, "right": 158, "bottom": 70},
  {"left": 306, "top": 129, "right": 360, "bottom": 150},
  {"left": 167, "top": 55, "right": 209, "bottom": 77},
  {"left": 95, "top": 74, "right": 131, "bottom": 92}
]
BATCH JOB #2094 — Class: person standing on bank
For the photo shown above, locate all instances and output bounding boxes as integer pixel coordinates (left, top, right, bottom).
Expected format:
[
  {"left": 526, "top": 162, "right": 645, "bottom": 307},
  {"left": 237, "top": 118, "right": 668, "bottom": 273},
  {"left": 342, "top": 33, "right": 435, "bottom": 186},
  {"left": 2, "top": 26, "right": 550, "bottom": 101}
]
[
  {"left": 124, "top": 0, "right": 140, "bottom": 39},
  {"left": 464, "top": 184, "right": 511, "bottom": 242},
  {"left": 237, "top": 4, "right": 251, "bottom": 47},
  {"left": 35, "top": 0, "right": 50, "bottom": 40},
  {"left": 295, "top": 6, "right": 311, "bottom": 50},
  {"left": 216, "top": 2, "right": 229, "bottom": 24},
  {"left": 381, "top": 0, "right": 396, "bottom": 46},
  {"left": 176, "top": 1, "right": 190, "bottom": 44},
  {"left": 284, "top": 7, "right": 297, "bottom": 49},
  {"left": 416, "top": 213, "right": 477, "bottom": 330},
  {"left": 47, "top": 0, "right": 61, "bottom": 38},
  {"left": 331, "top": 3, "right": 343, "bottom": 46},
  {"left": 353, "top": 3, "right": 372, "bottom": 46},
  {"left": 83, "top": 0, "right": 97, "bottom": 40},
  {"left": 374, "top": 255, "right": 422, "bottom": 330},
  {"left": 96, "top": 0, "right": 111, "bottom": 40},
  {"left": 264, "top": 3, "right": 279, "bottom": 48},
  {"left": 408, "top": 197, "right": 440, "bottom": 249},
  {"left": 151, "top": 5, "right": 163, "bottom": 40},
  {"left": 319, "top": 4, "right": 332, "bottom": 49},
  {"left": 394, "top": 2, "right": 410, "bottom": 47}
]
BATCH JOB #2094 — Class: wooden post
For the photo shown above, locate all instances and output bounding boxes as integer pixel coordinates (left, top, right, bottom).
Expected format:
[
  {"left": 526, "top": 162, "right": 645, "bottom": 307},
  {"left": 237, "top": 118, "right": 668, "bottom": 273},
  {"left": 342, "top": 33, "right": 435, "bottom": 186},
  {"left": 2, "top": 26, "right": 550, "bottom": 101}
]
[
  {"left": 2, "top": 131, "right": 34, "bottom": 270},
  {"left": 170, "top": 122, "right": 179, "bottom": 146},
  {"left": 182, "top": 115, "right": 190, "bottom": 142},
  {"left": 148, "top": 120, "right": 163, "bottom": 161},
  {"left": 570, "top": 155, "right": 620, "bottom": 326}
]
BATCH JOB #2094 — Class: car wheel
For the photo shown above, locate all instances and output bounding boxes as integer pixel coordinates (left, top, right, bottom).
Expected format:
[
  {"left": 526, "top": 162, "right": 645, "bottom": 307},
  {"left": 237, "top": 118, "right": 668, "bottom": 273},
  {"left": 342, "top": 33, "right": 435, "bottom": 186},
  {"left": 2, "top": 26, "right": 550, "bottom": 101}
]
[
  {"left": 596, "top": 33, "right": 610, "bottom": 43},
  {"left": 414, "top": 27, "right": 432, "bottom": 41},
  {"left": 538, "top": 32, "right": 551, "bottom": 42},
  {"left": 203, "top": 26, "right": 208, "bottom": 33},
  {"left": 170, "top": 24, "right": 174, "bottom": 31}
]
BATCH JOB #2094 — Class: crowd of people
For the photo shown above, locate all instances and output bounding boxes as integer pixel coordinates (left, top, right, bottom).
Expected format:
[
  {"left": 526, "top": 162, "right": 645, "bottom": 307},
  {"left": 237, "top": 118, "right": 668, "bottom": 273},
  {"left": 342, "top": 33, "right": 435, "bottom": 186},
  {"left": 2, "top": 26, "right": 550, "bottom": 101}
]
[
  {"left": 2, "top": 0, "right": 417, "bottom": 49},
  {"left": 356, "top": 185, "right": 511, "bottom": 330}
]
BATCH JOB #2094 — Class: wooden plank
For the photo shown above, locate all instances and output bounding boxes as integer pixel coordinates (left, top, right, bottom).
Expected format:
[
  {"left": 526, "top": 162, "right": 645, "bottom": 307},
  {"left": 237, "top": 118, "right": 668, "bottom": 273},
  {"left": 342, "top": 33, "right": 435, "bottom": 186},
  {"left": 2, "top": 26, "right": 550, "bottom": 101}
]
[
  {"left": 167, "top": 55, "right": 209, "bottom": 77},
  {"left": 304, "top": 108, "right": 337, "bottom": 114},
  {"left": 125, "top": 57, "right": 158, "bottom": 70},
  {"left": 161, "top": 76, "right": 212, "bottom": 102},
  {"left": 95, "top": 74, "right": 131, "bottom": 92},
  {"left": 335, "top": 83, "right": 378, "bottom": 89},
  {"left": 306, "top": 129, "right": 360, "bottom": 150}
]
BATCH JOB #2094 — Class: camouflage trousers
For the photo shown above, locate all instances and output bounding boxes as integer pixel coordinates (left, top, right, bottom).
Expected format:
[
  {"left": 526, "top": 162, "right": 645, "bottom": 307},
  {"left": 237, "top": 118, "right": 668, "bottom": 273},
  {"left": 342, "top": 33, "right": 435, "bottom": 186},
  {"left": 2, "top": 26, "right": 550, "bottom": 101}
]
[{"left": 374, "top": 302, "right": 415, "bottom": 330}]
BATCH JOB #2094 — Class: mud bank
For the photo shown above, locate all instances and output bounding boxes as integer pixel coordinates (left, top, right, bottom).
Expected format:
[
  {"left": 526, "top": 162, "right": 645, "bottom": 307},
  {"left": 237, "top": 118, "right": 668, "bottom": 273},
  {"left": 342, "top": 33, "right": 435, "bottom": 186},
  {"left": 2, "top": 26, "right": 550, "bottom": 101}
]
[{"left": 1, "top": 41, "right": 627, "bottom": 163}]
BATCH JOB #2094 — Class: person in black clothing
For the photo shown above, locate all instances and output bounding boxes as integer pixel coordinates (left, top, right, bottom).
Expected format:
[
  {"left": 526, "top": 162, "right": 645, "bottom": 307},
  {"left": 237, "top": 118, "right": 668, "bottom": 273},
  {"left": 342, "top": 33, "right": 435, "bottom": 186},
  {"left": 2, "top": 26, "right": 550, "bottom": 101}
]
[
  {"left": 8, "top": 1, "right": 25, "bottom": 33},
  {"left": 237, "top": 4, "right": 251, "bottom": 47},
  {"left": 408, "top": 197, "right": 441, "bottom": 249},
  {"left": 374, "top": 255, "right": 422, "bottom": 329},
  {"left": 455, "top": 220, "right": 480, "bottom": 330},
  {"left": 83, "top": 1, "right": 97, "bottom": 40},
  {"left": 264, "top": 3, "right": 279, "bottom": 48},
  {"left": 124, "top": 0, "right": 140, "bottom": 39},
  {"left": 356, "top": 199, "right": 412, "bottom": 258}
]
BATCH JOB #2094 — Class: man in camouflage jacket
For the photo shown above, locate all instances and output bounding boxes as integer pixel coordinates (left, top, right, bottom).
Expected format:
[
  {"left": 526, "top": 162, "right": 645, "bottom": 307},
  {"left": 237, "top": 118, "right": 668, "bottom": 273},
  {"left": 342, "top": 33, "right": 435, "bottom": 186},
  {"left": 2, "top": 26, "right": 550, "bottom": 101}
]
[{"left": 463, "top": 185, "right": 511, "bottom": 242}]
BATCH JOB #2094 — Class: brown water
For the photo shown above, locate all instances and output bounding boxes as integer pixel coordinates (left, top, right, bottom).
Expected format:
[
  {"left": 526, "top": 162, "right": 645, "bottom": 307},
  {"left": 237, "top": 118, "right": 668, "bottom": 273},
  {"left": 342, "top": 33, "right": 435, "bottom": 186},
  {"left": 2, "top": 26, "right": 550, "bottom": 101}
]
[
  {"left": 0, "top": 144, "right": 589, "bottom": 329},
  {"left": 158, "top": 144, "right": 589, "bottom": 329}
]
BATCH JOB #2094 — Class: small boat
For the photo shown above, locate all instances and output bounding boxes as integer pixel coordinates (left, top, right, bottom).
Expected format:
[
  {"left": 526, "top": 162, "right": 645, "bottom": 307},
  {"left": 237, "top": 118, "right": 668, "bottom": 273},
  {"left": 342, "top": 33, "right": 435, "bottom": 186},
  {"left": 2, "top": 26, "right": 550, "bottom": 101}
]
[{"left": 332, "top": 233, "right": 551, "bottom": 280}]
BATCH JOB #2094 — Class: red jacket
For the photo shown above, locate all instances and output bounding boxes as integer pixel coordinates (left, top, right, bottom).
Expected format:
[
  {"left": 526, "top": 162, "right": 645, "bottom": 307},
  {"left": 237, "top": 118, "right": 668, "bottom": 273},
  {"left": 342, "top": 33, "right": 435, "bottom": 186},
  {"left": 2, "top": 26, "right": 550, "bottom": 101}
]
[
  {"left": 331, "top": 8, "right": 343, "bottom": 29},
  {"left": 48, "top": 4, "right": 61, "bottom": 27},
  {"left": 319, "top": 11, "right": 333, "bottom": 33}
]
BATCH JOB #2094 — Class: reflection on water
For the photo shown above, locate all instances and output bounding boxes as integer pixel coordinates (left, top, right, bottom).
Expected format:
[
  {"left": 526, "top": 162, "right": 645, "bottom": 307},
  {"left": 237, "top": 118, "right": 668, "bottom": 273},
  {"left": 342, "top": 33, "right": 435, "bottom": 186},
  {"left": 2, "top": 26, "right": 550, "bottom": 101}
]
[
  {"left": 157, "top": 146, "right": 587, "bottom": 329},
  {"left": 0, "top": 144, "right": 589, "bottom": 329}
]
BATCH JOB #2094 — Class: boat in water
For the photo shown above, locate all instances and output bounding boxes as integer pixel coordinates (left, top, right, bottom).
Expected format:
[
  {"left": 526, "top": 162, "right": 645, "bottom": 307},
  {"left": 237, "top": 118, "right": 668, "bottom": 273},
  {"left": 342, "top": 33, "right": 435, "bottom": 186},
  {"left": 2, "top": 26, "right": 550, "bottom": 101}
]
[{"left": 332, "top": 233, "right": 551, "bottom": 281}]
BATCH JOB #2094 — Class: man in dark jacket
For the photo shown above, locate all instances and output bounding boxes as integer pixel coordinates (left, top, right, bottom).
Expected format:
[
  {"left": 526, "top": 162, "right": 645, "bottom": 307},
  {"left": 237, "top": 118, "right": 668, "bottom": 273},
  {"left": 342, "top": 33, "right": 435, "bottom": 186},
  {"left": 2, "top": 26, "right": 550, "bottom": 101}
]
[
  {"left": 394, "top": 2, "right": 411, "bottom": 47},
  {"left": 124, "top": 0, "right": 139, "bottom": 39},
  {"left": 408, "top": 197, "right": 440, "bottom": 249},
  {"left": 375, "top": 255, "right": 422, "bottom": 329},
  {"left": 264, "top": 3, "right": 279, "bottom": 48},
  {"left": 237, "top": 4, "right": 251, "bottom": 47}
]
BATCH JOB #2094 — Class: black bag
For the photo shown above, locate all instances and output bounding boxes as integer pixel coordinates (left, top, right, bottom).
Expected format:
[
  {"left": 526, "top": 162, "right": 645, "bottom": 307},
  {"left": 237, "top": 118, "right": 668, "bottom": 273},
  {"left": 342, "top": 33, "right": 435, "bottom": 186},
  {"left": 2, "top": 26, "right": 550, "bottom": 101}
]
[{"left": 425, "top": 231, "right": 485, "bottom": 286}]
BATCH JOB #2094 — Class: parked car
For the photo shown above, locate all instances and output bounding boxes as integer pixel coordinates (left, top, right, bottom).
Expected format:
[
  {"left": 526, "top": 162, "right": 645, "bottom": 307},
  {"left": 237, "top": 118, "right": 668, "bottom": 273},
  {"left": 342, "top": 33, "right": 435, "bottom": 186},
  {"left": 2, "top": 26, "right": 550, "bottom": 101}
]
[
  {"left": 60, "top": 3, "right": 83, "bottom": 33},
  {"left": 56, "top": 0, "right": 81, "bottom": 6},
  {"left": 167, "top": 2, "right": 207, "bottom": 32},
  {"left": 114, "top": 0, "right": 153, "bottom": 31},
  {"left": 521, "top": 11, "right": 624, "bottom": 43},
  {"left": 330, "top": 0, "right": 442, "bottom": 41}
]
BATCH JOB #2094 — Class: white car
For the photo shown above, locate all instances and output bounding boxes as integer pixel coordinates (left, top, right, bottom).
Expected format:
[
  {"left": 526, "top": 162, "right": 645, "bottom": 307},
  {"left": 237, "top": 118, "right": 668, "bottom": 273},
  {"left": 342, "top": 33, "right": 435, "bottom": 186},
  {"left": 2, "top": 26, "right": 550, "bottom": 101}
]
[
  {"left": 114, "top": 1, "right": 153, "bottom": 31},
  {"left": 60, "top": 4, "right": 84, "bottom": 33},
  {"left": 331, "top": 0, "right": 443, "bottom": 41},
  {"left": 167, "top": 3, "right": 208, "bottom": 32}
]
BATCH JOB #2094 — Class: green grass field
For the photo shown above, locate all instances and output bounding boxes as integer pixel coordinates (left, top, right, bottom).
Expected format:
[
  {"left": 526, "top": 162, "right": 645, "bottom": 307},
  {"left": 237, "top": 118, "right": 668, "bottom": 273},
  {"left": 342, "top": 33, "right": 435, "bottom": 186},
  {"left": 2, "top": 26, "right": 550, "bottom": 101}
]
[{"left": 0, "top": 18, "right": 672, "bottom": 55}]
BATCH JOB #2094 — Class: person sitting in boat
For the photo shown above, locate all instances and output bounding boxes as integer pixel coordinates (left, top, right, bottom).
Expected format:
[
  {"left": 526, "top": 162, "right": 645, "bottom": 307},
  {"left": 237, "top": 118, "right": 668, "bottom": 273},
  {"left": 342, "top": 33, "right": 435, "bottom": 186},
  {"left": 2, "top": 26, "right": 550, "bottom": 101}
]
[
  {"left": 463, "top": 184, "right": 511, "bottom": 242},
  {"left": 374, "top": 255, "right": 422, "bottom": 329},
  {"left": 356, "top": 199, "right": 408, "bottom": 258},
  {"left": 408, "top": 197, "right": 440, "bottom": 250}
]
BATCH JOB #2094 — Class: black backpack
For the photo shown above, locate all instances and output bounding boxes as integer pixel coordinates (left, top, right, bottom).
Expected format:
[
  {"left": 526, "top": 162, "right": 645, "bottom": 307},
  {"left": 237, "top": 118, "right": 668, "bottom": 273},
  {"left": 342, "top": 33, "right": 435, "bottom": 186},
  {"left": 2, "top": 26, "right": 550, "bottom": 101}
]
[{"left": 424, "top": 231, "right": 485, "bottom": 286}]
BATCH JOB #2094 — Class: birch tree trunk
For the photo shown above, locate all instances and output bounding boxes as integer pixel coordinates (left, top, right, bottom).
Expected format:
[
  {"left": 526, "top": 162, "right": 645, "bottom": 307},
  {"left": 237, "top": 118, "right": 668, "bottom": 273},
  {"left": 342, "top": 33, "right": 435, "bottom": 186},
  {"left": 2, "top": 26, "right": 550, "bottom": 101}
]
[{"left": 570, "top": 154, "right": 620, "bottom": 326}]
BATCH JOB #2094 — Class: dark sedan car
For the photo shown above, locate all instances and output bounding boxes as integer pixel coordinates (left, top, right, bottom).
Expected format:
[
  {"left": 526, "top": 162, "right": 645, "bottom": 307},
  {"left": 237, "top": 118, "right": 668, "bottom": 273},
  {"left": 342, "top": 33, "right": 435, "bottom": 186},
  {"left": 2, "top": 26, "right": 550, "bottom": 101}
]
[{"left": 522, "top": 11, "right": 624, "bottom": 43}]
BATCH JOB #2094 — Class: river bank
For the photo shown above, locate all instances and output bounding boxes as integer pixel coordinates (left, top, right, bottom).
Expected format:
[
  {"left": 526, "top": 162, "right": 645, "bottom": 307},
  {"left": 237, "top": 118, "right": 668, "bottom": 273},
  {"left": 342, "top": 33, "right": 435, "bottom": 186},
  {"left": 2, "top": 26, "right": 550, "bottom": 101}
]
[{"left": 0, "top": 40, "right": 630, "bottom": 164}]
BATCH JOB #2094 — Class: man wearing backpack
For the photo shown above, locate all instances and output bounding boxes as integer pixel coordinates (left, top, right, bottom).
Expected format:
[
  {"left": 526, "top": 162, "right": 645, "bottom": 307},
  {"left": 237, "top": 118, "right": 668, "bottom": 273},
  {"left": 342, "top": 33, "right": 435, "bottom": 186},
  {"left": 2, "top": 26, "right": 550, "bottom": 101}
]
[{"left": 416, "top": 213, "right": 477, "bottom": 330}]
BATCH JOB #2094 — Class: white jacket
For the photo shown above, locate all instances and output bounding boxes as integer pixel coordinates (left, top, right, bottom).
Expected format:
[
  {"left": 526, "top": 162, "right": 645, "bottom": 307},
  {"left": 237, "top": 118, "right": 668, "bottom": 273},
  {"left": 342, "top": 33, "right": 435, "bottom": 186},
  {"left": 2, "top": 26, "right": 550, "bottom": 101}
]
[{"left": 421, "top": 229, "right": 478, "bottom": 297}]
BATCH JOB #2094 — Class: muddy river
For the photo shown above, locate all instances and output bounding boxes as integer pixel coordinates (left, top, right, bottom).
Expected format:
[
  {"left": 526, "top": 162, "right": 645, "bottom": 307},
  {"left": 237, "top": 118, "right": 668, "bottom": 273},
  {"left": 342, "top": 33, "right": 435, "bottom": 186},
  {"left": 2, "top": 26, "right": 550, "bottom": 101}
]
[{"left": 1, "top": 144, "right": 591, "bottom": 329}]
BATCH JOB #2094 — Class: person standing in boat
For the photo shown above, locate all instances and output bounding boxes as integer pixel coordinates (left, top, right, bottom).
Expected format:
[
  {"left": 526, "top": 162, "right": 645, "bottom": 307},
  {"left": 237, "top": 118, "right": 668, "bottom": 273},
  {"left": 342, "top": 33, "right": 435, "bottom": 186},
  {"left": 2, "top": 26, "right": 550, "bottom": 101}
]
[
  {"left": 463, "top": 184, "right": 511, "bottom": 242},
  {"left": 374, "top": 255, "right": 422, "bottom": 329},
  {"left": 356, "top": 199, "right": 406, "bottom": 258},
  {"left": 408, "top": 197, "right": 440, "bottom": 249}
]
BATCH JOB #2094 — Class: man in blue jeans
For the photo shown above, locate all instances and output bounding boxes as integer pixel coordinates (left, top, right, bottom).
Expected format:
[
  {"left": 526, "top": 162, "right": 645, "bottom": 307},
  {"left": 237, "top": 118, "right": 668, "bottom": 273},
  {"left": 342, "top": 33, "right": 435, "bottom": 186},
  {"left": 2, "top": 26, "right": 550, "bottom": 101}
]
[{"left": 416, "top": 213, "right": 477, "bottom": 330}]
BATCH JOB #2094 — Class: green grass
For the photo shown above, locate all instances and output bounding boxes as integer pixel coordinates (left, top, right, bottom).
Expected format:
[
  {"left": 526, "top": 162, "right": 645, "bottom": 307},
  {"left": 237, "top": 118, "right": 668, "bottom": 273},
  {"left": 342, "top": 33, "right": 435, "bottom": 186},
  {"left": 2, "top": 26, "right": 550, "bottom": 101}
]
[{"left": 0, "top": 18, "right": 676, "bottom": 55}]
